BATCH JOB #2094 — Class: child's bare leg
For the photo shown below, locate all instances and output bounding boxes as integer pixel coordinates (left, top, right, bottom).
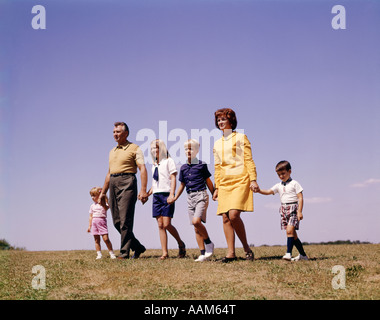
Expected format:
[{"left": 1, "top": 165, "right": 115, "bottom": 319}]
[
  {"left": 102, "top": 234, "right": 114, "bottom": 251},
  {"left": 192, "top": 217, "right": 208, "bottom": 251},
  {"left": 156, "top": 216, "right": 168, "bottom": 257},
  {"left": 194, "top": 227, "right": 205, "bottom": 251},
  {"left": 94, "top": 235, "right": 101, "bottom": 251},
  {"left": 286, "top": 226, "right": 297, "bottom": 239},
  {"left": 163, "top": 216, "right": 186, "bottom": 258},
  {"left": 163, "top": 216, "right": 183, "bottom": 245}
]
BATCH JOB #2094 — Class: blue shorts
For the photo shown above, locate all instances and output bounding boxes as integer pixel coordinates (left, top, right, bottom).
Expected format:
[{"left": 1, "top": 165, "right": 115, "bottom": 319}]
[{"left": 153, "top": 193, "right": 175, "bottom": 218}]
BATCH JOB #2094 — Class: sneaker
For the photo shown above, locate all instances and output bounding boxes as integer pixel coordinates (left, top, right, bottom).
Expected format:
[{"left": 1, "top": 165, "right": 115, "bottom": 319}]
[
  {"left": 194, "top": 255, "right": 209, "bottom": 262},
  {"left": 204, "top": 242, "right": 214, "bottom": 258},
  {"left": 96, "top": 255, "right": 102, "bottom": 260},
  {"left": 291, "top": 254, "right": 309, "bottom": 261},
  {"left": 282, "top": 253, "right": 292, "bottom": 261},
  {"left": 110, "top": 253, "right": 117, "bottom": 259}
]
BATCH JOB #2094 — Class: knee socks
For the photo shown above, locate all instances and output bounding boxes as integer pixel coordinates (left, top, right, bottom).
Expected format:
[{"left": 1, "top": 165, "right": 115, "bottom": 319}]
[
  {"left": 287, "top": 237, "right": 306, "bottom": 256},
  {"left": 287, "top": 237, "right": 294, "bottom": 254},
  {"left": 294, "top": 238, "right": 306, "bottom": 256}
]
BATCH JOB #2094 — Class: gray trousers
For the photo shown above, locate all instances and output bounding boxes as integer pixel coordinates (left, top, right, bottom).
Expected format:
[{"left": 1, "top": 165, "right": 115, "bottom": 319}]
[{"left": 109, "top": 174, "right": 143, "bottom": 257}]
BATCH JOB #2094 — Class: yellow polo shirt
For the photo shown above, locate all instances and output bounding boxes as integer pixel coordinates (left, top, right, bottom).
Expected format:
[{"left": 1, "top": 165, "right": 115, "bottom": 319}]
[{"left": 109, "top": 141, "right": 145, "bottom": 174}]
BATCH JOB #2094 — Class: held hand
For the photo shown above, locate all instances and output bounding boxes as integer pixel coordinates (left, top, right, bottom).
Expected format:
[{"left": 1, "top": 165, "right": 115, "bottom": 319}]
[
  {"left": 139, "top": 194, "right": 149, "bottom": 205},
  {"left": 98, "top": 193, "right": 108, "bottom": 208},
  {"left": 250, "top": 181, "right": 260, "bottom": 193},
  {"left": 138, "top": 190, "right": 149, "bottom": 199},
  {"left": 138, "top": 191, "right": 149, "bottom": 205},
  {"left": 98, "top": 193, "right": 105, "bottom": 204},
  {"left": 212, "top": 189, "right": 218, "bottom": 201},
  {"left": 167, "top": 195, "right": 175, "bottom": 204}
]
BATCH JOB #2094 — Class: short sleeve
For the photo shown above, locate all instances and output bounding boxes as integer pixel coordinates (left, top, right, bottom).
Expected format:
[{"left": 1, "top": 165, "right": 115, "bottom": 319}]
[
  {"left": 178, "top": 165, "right": 185, "bottom": 182},
  {"left": 135, "top": 146, "right": 145, "bottom": 166},
  {"left": 202, "top": 163, "right": 212, "bottom": 179},
  {"left": 294, "top": 181, "right": 303, "bottom": 194},
  {"left": 270, "top": 184, "right": 279, "bottom": 194},
  {"left": 167, "top": 158, "right": 177, "bottom": 175}
]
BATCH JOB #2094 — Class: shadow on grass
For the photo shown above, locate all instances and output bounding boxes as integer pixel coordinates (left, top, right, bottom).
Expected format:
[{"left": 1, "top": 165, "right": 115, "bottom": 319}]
[{"left": 256, "top": 255, "right": 326, "bottom": 261}]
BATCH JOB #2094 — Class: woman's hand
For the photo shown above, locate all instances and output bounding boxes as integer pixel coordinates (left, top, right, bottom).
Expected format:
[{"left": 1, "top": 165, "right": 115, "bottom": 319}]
[{"left": 250, "top": 180, "right": 260, "bottom": 193}]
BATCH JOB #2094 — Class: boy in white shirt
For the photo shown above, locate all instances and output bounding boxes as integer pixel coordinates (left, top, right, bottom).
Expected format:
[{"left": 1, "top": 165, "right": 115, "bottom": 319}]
[{"left": 258, "top": 161, "right": 308, "bottom": 261}]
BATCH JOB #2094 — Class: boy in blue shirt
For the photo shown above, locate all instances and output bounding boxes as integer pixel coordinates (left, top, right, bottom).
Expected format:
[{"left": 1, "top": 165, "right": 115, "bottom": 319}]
[
  {"left": 174, "top": 139, "right": 215, "bottom": 261},
  {"left": 258, "top": 161, "right": 308, "bottom": 261}
]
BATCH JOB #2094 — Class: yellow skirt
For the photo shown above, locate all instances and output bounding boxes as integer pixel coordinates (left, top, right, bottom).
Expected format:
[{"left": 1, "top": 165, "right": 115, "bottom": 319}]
[{"left": 216, "top": 172, "right": 253, "bottom": 215}]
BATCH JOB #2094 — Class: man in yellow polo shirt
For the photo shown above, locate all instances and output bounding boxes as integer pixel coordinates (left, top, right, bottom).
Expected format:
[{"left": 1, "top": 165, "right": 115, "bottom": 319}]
[{"left": 100, "top": 122, "right": 149, "bottom": 259}]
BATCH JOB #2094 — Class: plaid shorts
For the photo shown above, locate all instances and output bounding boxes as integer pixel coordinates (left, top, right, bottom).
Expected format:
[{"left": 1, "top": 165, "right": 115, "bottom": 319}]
[{"left": 280, "top": 203, "right": 299, "bottom": 230}]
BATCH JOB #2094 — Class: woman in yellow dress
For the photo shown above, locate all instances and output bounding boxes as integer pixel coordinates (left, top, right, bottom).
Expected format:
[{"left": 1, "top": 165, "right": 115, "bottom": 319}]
[{"left": 212, "top": 108, "right": 259, "bottom": 262}]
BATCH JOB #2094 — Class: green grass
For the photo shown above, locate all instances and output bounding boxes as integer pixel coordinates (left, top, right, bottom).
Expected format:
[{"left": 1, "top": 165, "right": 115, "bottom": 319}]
[{"left": 1, "top": 244, "right": 379, "bottom": 300}]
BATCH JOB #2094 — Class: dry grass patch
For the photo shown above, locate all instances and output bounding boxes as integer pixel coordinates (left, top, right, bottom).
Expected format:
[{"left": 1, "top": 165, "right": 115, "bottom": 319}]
[{"left": 1, "top": 244, "right": 379, "bottom": 300}]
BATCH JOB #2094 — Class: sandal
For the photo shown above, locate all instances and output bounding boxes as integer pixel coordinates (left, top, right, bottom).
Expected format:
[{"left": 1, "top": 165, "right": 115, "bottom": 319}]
[
  {"left": 178, "top": 241, "right": 186, "bottom": 258},
  {"left": 246, "top": 250, "right": 254, "bottom": 261}
]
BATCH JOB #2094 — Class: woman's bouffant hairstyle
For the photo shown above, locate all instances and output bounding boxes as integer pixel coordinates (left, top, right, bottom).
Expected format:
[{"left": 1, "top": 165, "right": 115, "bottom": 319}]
[{"left": 214, "top": 108, "right": 237, "bottom": 130}]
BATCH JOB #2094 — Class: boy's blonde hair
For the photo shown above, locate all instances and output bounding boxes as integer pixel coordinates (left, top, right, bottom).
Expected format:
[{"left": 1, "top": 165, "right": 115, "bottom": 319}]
[
  {"left": 184, "top": 139, "right": 200, "bottom": 152},
  {"left": 150, "top": 139, "right": 170, "bottom": 162}
]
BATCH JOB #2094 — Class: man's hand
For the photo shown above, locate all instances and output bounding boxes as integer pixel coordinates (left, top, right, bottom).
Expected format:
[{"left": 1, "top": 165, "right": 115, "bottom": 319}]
[
  {"left": 98, "top": 193, "right": 107, "bottom": 207},
  {"left": 138, "top": 191, "right": 149, "bottom": 205}
]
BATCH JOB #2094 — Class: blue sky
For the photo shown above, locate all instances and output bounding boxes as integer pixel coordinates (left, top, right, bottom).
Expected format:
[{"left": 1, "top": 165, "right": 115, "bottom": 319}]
[{"left": 1, "top": 0, "right": 379, "bottom": 251}]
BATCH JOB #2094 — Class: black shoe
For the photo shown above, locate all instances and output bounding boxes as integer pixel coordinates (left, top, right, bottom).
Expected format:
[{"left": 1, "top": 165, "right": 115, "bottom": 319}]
[
  {"left": 246, "top": 250, "right": 254, "bottom": 261},
  {"left": 132, "top": 245, "right": 146, "bottom": 259},
  {"left": 117, "top": 255, "right": 129, "bottom": 260},
  {"left": 178, "top": 241, "right": 186, "bottom": 258},
  {"left": 221, "top": 256, "right": 237, "bottom": 263}
]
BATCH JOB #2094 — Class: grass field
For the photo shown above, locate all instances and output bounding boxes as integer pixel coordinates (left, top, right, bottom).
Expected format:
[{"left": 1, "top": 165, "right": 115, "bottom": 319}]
[{"left": 1, "top": 244, "right": 379, "bottom": 300}]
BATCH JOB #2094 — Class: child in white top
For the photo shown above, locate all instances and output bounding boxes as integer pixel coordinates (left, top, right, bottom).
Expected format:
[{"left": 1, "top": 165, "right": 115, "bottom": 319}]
[
  {"left": 258, "top": 161, "right": 308, "bottom": 261},
  {"left": 144, "top": 139, "right": 186, "bottom": 260},
  {"left": 87, "top": 187, "right": 116, "bottom": 259}
]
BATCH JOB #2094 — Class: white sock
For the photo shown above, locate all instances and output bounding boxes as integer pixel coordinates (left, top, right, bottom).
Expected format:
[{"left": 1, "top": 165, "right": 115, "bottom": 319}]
[{"left": 97, "top": 251, "right": 102, "bottom": 257}]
